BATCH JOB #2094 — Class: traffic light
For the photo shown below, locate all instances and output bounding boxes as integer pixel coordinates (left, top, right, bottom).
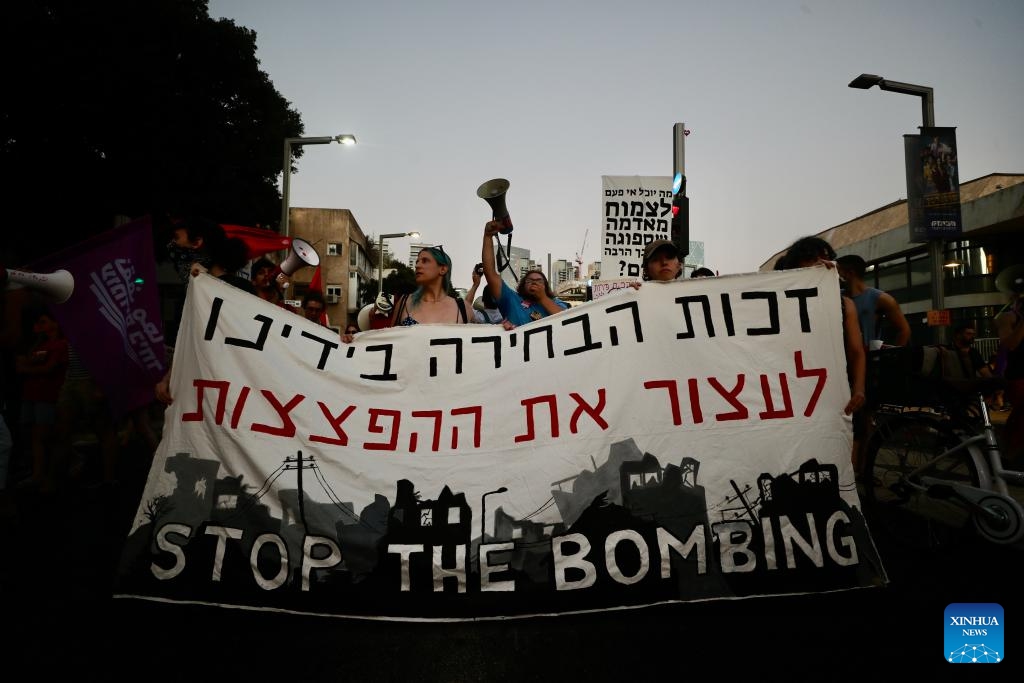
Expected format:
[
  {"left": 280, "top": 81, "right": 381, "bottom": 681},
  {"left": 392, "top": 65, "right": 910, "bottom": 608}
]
[
  {"left": 672, "top": 124, "right": 690, "bottom": 259},
  {"left": 671, "top": 173, "right": 689, "bottom": 259}
]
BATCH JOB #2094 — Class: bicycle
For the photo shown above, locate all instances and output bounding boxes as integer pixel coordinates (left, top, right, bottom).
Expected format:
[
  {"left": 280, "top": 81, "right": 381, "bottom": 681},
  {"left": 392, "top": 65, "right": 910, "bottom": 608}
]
[{"left": 861, "top": 348, "right": 1024, "bottom": 549}]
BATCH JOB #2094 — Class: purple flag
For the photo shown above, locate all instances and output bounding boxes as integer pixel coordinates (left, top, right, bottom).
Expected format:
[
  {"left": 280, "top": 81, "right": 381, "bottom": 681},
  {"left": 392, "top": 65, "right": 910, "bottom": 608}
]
[{"left": 33, "top": 216, "right": 166, "bottom": 417}]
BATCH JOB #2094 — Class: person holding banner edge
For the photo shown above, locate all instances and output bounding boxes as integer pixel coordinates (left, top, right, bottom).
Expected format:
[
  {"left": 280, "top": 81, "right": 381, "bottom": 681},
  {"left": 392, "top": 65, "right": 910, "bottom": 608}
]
[
  {"left": 642, "top": 240, "right": 684, "bottom": 282},
  {"left": 481, "top": 220, "right": 568, "bottom": 327},
  {"left": 777, "top": 237, "right": 867, "bottom": 423}
]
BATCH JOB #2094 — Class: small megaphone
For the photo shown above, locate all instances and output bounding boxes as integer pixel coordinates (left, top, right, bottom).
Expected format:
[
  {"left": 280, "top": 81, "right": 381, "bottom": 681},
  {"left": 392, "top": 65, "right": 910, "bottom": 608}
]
[
  {"left": 477, "top": 178, "right": 512, "bottom": 234},
  {"left": 357, "top": 294, "right": 393, "bottom": 331},
  {"left": 278, "top": 238, "right": 321, "bottom": 277},
  {"left": 995, "top": 264, "right": 1024, "bottom": 295},
  {"left": 3, "top": 267, "right": 75, "bottom": 304}
]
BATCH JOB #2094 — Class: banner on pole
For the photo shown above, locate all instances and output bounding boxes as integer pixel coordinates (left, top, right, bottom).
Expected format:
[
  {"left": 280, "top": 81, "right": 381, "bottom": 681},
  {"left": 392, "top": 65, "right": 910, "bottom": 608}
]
[
  {"left": 600, "top": 176, "right": 673, "bottom": 281},
  {"left": 115, "top": 269, "right": 886, "bottom": 619},
  {"left": 904, "top": 127, "right": 963, "bottom": 243}
]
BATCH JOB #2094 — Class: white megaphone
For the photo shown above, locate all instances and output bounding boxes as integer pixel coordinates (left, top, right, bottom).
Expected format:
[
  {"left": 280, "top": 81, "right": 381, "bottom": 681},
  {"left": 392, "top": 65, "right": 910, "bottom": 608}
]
[
  {"left": 278, "top": 238, "right": 320, "bottom": 277},
  {"left": 3, "top": 268, "right": 75, "bottom": 304}
]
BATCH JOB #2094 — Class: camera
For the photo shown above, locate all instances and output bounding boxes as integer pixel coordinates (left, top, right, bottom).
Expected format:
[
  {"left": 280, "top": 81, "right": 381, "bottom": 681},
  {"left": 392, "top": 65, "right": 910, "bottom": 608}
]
[{"left": 474, "top": 263, "right": 485, "bottom": 276}]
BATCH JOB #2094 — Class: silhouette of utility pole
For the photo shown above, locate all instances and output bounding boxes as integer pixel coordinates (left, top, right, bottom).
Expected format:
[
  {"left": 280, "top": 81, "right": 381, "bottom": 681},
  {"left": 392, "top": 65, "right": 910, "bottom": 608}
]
[{"left": 284, "top": 451, "right": 315, "bottom": 530}]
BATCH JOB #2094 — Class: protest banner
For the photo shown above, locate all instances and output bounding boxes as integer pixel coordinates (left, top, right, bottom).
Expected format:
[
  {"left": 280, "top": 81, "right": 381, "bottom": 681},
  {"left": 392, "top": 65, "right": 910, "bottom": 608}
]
[
  {"left": 600, "top": 176, "right": 672, "bottom": 281},
  {"left": 590, "top": 278, "right": 636, "bottom": 301},
  {"left": 32, "top": 216, "right": 166, "bottom": 417},
  {"left": 115, "top": 268, "right": 886, "bottom": 619}
]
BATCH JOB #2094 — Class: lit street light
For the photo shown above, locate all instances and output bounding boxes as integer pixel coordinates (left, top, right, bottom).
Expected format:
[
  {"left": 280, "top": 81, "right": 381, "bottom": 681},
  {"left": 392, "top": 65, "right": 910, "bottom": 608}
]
[
  {"left": 280, "top": 134, "right": 357, "bottom": 240},
  {"left": 378, "top": 231, "right": 420, "bottom": 297},
  {"left": 848, "top": 73, "right": 946, "bottom": 343},
  {"left": 481, "top": 486, "right": 508, "bottom": 541}
]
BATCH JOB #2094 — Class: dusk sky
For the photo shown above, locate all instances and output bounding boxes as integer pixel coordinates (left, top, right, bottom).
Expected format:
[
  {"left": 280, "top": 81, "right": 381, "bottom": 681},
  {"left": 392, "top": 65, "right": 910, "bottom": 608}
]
[{"left": 208, "top": 0, "right": 1024, "bottom": 289}]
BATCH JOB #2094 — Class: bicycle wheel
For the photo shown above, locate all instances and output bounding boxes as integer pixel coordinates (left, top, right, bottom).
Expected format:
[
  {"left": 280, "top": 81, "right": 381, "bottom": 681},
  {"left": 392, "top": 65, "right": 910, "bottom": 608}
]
[
  {"left": 973, "top": 495, "right": 1024, "bottom": 545},
  {"left": 862, "top": 415, "right": 981, "bottom": 550}
]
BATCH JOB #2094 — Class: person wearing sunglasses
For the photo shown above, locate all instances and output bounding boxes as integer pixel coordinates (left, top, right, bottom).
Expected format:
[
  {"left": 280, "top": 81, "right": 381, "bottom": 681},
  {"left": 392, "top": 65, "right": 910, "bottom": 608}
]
[{"left": 481, "top": 221, "right": 568, "bottom": 327}]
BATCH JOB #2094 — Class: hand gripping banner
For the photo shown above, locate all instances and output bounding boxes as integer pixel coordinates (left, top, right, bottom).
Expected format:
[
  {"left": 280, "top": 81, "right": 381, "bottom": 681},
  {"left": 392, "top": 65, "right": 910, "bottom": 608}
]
[{"left": 115, "top": 268, "right": 886, "bottom": 620}]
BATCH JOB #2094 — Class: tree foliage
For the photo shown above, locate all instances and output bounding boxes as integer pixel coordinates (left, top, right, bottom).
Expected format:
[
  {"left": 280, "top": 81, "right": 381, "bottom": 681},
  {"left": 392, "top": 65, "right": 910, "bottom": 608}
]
[
  {"left": 358, "top": 259, "right": 417, "bottom": 309},
  {"left": 1, "top": 1, "right": 303, "bottom": 264}
]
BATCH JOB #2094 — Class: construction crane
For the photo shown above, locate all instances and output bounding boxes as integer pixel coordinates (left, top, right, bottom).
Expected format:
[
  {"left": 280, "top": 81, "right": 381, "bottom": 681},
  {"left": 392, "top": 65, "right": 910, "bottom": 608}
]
[{"left": 574, "top": 229, "right": 589, "bottom": 279}]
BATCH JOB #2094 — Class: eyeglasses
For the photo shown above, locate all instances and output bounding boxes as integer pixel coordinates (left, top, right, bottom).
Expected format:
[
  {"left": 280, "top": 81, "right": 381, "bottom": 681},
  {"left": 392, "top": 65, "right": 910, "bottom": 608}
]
[
  {"left": 344, "top": 328, "right": 359, "bottom": 334},
  {"left": 420, "top": 245, "right": 449, "bottom": 264}
]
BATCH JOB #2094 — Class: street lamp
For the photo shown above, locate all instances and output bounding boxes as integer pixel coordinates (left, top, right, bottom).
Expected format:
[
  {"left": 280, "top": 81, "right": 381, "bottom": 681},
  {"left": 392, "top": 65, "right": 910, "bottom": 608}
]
[
  {"left": 378, "top": 231, "right": 420, "bottom": 297},
  {"left": 480, "top": 486, "right": 508, "bottom": 541},
  {"left": 281, "top": 134, "right": 357, "bottom": 239},
  {"left": 848, "top": 73, "right": 946, "bottom": 343}
]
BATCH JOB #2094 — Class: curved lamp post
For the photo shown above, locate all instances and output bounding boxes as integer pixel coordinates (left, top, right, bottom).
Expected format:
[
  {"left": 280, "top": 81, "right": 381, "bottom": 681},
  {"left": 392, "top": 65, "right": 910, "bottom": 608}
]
[
  {"left": 848, "top": 74, "right": 945, "bottom": 343},
  {"left": 281, "top": 134, "right": 357, "bottom": 239}
]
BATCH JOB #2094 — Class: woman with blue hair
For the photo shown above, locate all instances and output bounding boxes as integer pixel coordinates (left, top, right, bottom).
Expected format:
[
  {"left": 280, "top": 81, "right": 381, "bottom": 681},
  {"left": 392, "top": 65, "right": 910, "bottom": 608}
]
[{"left": 389, "top": 245, "right": 469, "bottom": 326}]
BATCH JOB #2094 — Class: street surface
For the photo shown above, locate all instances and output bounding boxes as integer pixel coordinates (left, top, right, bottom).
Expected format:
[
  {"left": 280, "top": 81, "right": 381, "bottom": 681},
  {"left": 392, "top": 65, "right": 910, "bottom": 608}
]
[{"left": 2, "top": 445, "right": 1020, "bottom": 681}]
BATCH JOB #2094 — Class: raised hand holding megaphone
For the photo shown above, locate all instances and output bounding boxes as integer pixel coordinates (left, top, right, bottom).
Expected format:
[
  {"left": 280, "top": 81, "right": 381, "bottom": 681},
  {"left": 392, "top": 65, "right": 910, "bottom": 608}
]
[
  {"left": 270, "top": 237, "right": 317, "bottom": 286},
  {"left": 477, "top": 178, "right": 512, "bottom": 234},
  {"left": 3, "top": 267, "right": 75, "bottom": 304}
]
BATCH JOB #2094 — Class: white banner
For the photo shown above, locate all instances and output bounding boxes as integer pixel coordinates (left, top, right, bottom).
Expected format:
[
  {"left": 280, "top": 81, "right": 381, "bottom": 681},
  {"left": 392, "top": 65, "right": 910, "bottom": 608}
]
[
  {"left": 116, "top": 270, "right": 886, "bottom": 619},
  {"left": 600, "top": 175, "right": 672, "bottom": 280}
]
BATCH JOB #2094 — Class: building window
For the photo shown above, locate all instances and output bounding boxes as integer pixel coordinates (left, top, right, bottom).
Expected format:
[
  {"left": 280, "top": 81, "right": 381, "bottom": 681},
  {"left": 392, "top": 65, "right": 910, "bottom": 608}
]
[
  {"left": 327, "top": 242, "right": 342, "bottom": 257},
  {"left": 326, "top": 284, "right": 342, "bottom": 304}
]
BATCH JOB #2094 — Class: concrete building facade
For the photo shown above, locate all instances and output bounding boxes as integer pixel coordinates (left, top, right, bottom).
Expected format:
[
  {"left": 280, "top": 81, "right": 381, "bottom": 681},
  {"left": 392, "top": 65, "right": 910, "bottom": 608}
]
[
  {"left": 760, "top": 173, "right": 1024, "bottom": 345},
  {"left": 288, "top": 207, "right": 374, "bottom": 333}
]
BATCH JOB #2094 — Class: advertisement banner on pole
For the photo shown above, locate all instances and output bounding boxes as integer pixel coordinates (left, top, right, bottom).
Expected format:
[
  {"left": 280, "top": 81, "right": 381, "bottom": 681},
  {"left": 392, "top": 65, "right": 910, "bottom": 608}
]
[{"left": 904, "top": 127, "right": 963, "bottom": 243}]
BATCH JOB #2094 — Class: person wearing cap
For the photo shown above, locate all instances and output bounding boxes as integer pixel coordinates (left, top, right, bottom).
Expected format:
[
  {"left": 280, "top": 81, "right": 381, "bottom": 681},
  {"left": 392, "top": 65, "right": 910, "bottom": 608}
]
[
  {"left": 482, "top": 221, "right": 569, "bottom": 326},
  {"left": 642, "top": 240, "right": 683, "bottom": 282}
]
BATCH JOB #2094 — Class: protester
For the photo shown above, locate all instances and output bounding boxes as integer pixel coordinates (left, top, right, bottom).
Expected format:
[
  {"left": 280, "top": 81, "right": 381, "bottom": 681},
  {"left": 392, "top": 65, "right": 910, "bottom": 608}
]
[
  {"left": 164, "top": 216, "right": 226, "bottom": 285},
  {"left": 15, "top": 309, "right": 69, "bottom": 490},
  {"left": 344, "top": 246, "right": 468, "bottom": 344},
  {"left": 690, "top": 267, "right": 716, "bottom": 278},
  {"left": 950, "top": 321, "right": 992, "bottom": 379},
  {"left": 835, "top": 254, "right": 911, "bottom": 349},
  {"left": 642, "top": 240, "right": 683, "bottom": 282},
  {"left": 994, "top": 306, "right": 1024, "bottom": 464},
  {"left": 777, "top": 237, "right": 867, "bottom": 466},
  {"left": 392, "top": 245, "right": 469, "bottom": 326},
  {"left": 250, "top": 257, "right": 287, "bottom": 305},
  {"left": 464, "top": 264, "right": 503, "bottom": 324},
  {"left": 52, "top": 346, "right": 119, "bottom": 488},
  {"left": 481, "top": 221, "right": 569, "bottom": 326},
  {"left": 156, "top": 236, "right": 255, "bottom": 405},
  {"left": 343, "top": 324, "right": 360, "bottom": 337},
  {"left": 301, "top": 289, "right": 329, "bottom": 326}
]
